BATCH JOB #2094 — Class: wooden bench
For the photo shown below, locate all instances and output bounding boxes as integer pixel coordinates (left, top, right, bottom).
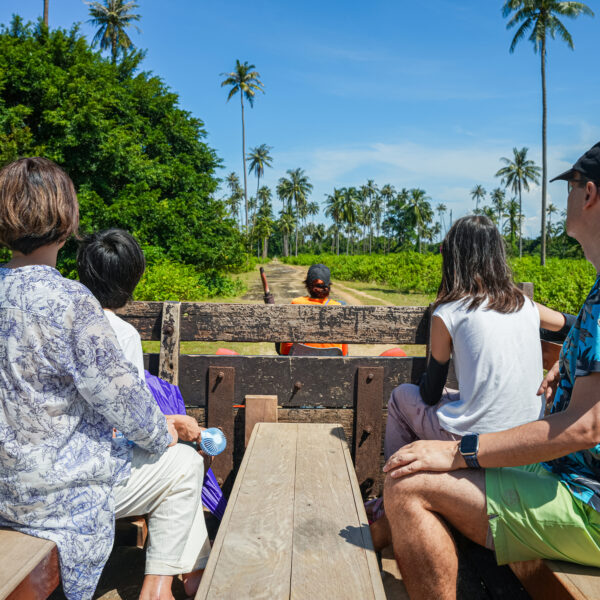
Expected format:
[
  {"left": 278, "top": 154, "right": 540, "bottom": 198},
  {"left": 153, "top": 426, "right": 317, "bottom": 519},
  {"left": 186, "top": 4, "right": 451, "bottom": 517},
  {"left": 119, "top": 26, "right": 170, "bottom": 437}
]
[
  {"left": 195, "top": 423, "right": 385, "bottom": 599},
  {"left": 0, "top": 528, "right": 59, "bottom": 600}
]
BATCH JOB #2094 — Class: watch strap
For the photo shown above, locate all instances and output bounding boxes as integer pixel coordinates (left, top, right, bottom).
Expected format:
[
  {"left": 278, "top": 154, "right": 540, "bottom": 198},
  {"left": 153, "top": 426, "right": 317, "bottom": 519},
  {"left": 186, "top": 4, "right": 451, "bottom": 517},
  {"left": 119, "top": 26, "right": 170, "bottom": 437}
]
[{"left": 463, "top": 454, "right": 480, "bottom": 469}]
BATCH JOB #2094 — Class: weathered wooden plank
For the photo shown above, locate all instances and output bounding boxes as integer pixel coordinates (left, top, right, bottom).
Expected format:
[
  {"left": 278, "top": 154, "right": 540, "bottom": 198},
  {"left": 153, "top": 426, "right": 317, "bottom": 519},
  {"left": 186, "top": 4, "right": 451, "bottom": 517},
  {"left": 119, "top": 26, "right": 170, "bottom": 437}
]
[
  {"left": 0, "top": 529, "right": 59, "bottom": 600},
  {"left": 291, "top": 424, "right": 385, "bottom": 599},
  {"left": 207, "top": 367, "right": 235, "bottom": 493},
  {"left": 244, "top": 395, "right": 278, "bottom": 447},
  {"left": 158, "top": 302, "right": 180, "bottom": 385},
  {"left": 354, "top": 367, "right": 384, "bottom": 497},
  {"left": 196, "top": 423, "right": 297, "bottom": 599},
  {"left": 176, "top": 355, "right": 426, "bottom": 408},
  {"left": 510, "top": 558, "right": 600, "bottom": 600},
  {"left": 119, "top": 303, "right": 430, "bottom": 344}
]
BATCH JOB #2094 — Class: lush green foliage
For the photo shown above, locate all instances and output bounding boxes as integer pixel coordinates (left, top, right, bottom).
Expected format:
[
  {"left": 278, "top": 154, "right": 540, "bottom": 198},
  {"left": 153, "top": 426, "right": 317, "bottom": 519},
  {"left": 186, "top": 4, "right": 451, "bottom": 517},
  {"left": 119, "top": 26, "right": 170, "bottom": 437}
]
[
  {"left": 134, "top": 260, "right": 244, "bottom": 301},
  {"left": 0, "top": 18, "right": 246, "bottom": 286},
  {"left": 283, "top": 254, "right": 597, "bottom": 313}
]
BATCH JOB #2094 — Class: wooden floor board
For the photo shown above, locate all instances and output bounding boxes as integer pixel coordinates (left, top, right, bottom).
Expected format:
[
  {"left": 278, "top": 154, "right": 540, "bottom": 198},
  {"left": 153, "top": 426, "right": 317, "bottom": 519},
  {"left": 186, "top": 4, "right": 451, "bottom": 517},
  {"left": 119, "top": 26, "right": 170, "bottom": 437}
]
[{"left": 196, "top": 423, "right": 297, "bottom": 599}]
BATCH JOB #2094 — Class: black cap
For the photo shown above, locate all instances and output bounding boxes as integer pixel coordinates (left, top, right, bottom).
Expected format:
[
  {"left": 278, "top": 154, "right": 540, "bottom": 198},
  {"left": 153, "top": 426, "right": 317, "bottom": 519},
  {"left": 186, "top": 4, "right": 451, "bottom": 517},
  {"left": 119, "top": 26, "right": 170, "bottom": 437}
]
[
  {"left": 307, "top": 263, "right": 331, "bottom": 286},
  {"left": 550, "top": 141, "right": 600, "bottom": 183}
]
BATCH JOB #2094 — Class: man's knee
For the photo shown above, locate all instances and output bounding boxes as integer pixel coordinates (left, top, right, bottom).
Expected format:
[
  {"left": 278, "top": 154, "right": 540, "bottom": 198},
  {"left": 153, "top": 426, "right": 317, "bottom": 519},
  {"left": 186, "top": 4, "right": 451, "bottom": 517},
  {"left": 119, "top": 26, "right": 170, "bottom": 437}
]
[
  {"left": 165, "top": 443, "right": 205, "bottom": 482},
  {"left": 384, "top": 471, "right": 430, "bottom": 510},
  {"left": 389, "top": 383, "right": 419, "bottom": 415}
]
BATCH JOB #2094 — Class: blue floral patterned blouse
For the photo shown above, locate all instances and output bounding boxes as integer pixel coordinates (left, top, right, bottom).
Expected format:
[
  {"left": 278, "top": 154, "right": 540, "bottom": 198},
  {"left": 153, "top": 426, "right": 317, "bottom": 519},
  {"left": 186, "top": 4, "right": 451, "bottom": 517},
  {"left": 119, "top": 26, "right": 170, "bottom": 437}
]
[{"left": 0, "top": 265, "right": 172, "bottom": 599}]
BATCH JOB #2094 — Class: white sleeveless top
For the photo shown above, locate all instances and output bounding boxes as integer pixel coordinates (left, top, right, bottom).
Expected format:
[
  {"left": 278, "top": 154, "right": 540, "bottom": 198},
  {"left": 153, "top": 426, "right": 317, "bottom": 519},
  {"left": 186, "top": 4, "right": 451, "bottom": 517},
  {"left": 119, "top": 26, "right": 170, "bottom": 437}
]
[{"left": 433, "top": 297, "right": 544, "bottom": 435}]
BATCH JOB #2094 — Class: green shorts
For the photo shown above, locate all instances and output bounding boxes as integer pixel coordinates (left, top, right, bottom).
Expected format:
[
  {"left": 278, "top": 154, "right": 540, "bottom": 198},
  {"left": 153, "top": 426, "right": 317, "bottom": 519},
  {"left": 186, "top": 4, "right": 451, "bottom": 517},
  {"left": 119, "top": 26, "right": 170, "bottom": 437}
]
[{"left": 486, "top": 463, "right": 600, "bottom": 566}]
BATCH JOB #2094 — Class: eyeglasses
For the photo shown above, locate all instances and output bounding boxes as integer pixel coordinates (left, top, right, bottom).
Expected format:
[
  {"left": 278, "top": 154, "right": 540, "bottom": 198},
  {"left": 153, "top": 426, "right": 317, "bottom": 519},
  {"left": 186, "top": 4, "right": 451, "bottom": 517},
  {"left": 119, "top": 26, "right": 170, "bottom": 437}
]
[{"left": 568, "top": 178, "right": 598, "bottom": 194}]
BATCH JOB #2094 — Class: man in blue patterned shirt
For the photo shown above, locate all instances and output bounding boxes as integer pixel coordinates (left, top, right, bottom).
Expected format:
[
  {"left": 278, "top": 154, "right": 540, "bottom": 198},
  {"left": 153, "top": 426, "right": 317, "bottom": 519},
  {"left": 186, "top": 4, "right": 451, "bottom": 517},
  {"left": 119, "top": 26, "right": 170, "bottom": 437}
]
[{"left": 382, "top": 142, "right": 600, "bottom": 600}]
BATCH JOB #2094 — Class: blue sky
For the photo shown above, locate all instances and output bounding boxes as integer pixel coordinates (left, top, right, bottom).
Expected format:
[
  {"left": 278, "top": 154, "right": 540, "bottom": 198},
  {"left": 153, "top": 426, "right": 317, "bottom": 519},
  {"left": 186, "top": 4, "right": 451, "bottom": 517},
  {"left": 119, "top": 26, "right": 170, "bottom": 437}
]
[{"left": 2, "top": 0, "right": 599, "bottom": 237}]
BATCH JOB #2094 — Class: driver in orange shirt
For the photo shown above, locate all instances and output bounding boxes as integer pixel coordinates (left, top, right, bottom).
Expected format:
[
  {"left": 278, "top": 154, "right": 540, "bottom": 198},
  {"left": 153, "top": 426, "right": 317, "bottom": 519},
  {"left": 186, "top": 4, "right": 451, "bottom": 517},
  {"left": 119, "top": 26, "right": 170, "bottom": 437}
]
[{"left": 277, "top": 263, "right": 349, "bottom": 356}]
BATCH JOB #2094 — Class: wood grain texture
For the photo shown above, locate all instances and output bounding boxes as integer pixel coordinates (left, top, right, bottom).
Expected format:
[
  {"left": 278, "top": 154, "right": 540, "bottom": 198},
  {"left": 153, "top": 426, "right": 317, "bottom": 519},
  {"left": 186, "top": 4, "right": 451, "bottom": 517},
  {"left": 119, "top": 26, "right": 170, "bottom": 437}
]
[
  {"left": 0, "top": 529, "right": 59, "bottom": 600},
  {"left": 118, "top": 303, "right": 430, "bottom": 343},
  {"left": 291, "top": 424, "right": 385, "bottom": 600},
  {"left": 510, "top": 559, "right": 600, "bottom": 600},
  {"left": 196, "top": 423, "right": 297, "bottom": 600},
  {"left": 244, "top": 395, "right": 278, "bottom": 446},
  {"left": 158, "top": 302, "right": 180, "bottom": 385},
  {"left": 177, "top": 355, "right": 426, "bottom": 408}
]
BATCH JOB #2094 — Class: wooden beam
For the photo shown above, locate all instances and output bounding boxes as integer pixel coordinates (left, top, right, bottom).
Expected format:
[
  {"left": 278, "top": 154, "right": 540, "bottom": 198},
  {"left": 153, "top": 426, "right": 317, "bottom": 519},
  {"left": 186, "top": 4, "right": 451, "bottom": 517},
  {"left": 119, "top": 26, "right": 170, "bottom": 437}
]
[
  {"left": 118, "top": 303, "right": 430, "bottom": 344},
  {"left": 207, "top": 366, "right": 235, "bottom": 494},
  {"left": 354, "top": 367, "right": 384, "bottom": 497},
  {"left": 244, "top": 395, "right": 278, "bottom": 446},
  {"left": 158, "top": 302, "right": 180, "bottom": 385},
  {"left": 175, "top": 355, "right": 427, "bottom": 408},
  {"left": 0, "top": 529, "right": 59, "bottom": 600}
]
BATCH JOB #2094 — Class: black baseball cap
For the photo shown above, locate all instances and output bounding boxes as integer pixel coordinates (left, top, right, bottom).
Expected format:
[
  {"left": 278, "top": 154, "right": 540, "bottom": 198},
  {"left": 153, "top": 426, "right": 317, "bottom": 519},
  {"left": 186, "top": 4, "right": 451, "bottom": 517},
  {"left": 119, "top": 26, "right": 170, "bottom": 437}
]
[
  {"left": 306, "top": 263, "right": 331, "bottom": 286},
  {"left": 550, "top": 141, "right": 600, "bottom": 183}
]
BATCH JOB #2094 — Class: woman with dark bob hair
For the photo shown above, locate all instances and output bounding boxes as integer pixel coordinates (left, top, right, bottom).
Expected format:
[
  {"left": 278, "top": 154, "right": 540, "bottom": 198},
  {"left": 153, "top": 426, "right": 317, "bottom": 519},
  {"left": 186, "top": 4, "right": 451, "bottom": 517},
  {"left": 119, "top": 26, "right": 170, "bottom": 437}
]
[
  {"left": 0, "top": 158, "right": 210, "bottom": 600},
  {"left": 369, "top": 215, "right": 573, "bottom": 547}
]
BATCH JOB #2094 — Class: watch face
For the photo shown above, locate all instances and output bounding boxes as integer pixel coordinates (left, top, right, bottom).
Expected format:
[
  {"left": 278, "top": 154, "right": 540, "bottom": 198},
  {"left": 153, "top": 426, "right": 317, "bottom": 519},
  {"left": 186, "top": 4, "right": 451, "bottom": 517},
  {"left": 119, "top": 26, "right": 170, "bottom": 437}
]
[{"left": 461, "top": 434, "right": 478, "bottom": 455}]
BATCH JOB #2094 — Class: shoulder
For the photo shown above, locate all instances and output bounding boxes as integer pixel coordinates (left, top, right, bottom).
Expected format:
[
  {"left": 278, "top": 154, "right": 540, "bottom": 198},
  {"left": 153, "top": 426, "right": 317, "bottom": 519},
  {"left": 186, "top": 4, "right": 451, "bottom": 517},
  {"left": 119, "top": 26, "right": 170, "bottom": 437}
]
[
  {"left": 291, "top": 296, "right": 310, "bottom": 305},
  {"left": 105, "top": 311, "right": 141, "bottom": 341}
]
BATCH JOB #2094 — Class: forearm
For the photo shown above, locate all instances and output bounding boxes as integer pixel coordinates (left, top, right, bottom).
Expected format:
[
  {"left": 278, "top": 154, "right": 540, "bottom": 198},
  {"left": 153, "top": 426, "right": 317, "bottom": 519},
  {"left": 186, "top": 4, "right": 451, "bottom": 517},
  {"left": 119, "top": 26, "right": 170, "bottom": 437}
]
[{"left": 477, "top": 410, "right": 595, "bottom": 468}]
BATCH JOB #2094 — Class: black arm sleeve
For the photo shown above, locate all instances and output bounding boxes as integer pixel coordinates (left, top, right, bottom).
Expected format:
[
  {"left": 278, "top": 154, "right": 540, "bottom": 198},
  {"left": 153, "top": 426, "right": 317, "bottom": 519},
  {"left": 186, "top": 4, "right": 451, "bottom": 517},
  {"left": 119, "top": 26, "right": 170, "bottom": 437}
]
[
  {"left": 419, "top": 355, "right": 450, "bottom": 406},
  {"left": 540, "top": 312, "right": 577, "bottom": 343}
]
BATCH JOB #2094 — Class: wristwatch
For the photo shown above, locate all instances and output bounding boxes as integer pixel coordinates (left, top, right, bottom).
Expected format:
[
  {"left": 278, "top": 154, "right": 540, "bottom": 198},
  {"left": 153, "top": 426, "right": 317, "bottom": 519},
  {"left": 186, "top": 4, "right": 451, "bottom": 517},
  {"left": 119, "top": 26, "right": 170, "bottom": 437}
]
[{"left": 459, "top": 433, "right": 480, "bottom": 468}]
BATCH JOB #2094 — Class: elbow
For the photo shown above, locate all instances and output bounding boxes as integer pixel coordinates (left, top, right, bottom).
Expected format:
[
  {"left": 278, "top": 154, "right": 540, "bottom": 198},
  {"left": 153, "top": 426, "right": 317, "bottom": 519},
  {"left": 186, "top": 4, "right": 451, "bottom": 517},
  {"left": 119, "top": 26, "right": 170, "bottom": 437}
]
[{"left": 571, "top": 415, "right": 600, "bottom": 449}]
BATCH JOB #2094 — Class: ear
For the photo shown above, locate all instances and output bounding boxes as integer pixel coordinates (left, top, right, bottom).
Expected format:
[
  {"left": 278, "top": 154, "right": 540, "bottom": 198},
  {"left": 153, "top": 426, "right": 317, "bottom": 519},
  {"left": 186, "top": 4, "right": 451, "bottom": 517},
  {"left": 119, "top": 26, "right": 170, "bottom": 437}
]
[{"left": 583, "top": 181, "right": 600, "bottom": 210}]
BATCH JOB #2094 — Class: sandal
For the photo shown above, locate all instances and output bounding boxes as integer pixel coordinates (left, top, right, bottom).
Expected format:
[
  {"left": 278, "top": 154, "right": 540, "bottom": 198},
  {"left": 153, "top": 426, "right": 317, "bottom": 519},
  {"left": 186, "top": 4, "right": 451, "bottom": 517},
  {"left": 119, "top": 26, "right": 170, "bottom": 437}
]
[{"left": 364, "top": 497, "right": 385, "bottom": 524}]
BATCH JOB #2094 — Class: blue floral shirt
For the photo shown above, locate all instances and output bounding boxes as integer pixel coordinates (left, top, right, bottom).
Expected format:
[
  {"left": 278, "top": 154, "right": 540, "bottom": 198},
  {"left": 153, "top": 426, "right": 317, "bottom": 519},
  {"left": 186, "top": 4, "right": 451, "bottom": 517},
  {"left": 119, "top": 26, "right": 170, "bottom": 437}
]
[
  {"left": 0, "top": 265, "right": 172, "bottom": 599},
  {"left": 544, "top": 275, "right": 600, "bottom": 510}
]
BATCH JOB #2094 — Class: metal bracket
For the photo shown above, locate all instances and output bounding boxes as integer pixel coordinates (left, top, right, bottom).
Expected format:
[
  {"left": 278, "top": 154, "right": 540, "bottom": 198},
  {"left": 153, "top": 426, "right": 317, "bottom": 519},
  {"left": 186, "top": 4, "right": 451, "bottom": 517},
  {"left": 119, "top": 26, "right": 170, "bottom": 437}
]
[
  {"left": 207, "top": 366, "right": 235, "bottom": 493},
  {"left": 354, "top": 366, "right": 384, "bottom": 498}
]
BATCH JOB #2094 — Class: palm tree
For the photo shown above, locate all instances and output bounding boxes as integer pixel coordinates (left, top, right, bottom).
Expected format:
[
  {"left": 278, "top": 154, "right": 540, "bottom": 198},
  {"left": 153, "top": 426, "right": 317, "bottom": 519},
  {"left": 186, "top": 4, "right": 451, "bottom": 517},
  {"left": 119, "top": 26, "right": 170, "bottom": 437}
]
[
  {"left": 470, "top": 185, "right": 486, "bottom": 213},
  {"left": 225, "top": 172, "right": 243, "bottom": 228},
  {"left": 503, "top": 198, "right": 520, "bottom": 250},
  {"left": 547, "top": 202, "right": 558, "bottom": 251},
  {"left": 436, "top": 203, "right": 447, "bottom": 240},
  {"left": 43, "top": 0, "right": 49, "bottom": 26},
  {"left": 490, "top": 187, "right": 506, "bottom": 225},
  {"left": 503, "top": 0, "right": 594, "bottom": 265},
  {"left": 407, "top": 189, "right": 433, "bottom": 253},
  {"left": 247, "top": 144, "right": 273, "bottom": 197},
  {"left": 280, "top": 168, "right": 312, "bottom": 256},
  {"left": 325, "top": 188, "right": 344, "bottom": 255},
  {"left": 362, "top": 180, "right": 378, "bottom": 254},
  {"left": 495, "top": 147, "right": 541, "bottom": 258},
  {"left": 340, "top": 187, "right": 359, "bottom": 255},
  {"left": 86, "top": 0, "right": 141, "bottom": 64},
  {"left": 220, "top": 61, "right": 265, "bottom": 230},
  {"left": 379, "top": 184, "right": 396, "bottom": 253},
  {"left": 255, "top": 186, "right": 274, "bottom": 259},
  {"left": 277, "top": 209, "right": 294, "bottom": 258}
]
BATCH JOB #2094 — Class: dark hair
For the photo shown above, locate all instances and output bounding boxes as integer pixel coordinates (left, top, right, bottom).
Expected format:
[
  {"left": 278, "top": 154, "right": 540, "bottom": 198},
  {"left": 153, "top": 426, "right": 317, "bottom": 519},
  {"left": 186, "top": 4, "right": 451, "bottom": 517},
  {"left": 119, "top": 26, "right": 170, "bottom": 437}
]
[
  {"left": 77, "top": 229, "right": 145, "bottom": 309},
  {"left": 434, "top": 215, "right": 524, "bottom": 313},
  {"left": 0, "top": 157, "right": 79, "bottom": 254},
  {"left": 303, "top": 277, "right": 330, "bottom": 299}
]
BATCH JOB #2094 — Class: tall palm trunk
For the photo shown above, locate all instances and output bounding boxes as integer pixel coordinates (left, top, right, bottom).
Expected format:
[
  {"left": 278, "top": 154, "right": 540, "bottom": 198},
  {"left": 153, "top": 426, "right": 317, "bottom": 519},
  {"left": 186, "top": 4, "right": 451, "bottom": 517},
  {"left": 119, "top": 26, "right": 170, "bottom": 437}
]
[
  {"left": 283, "top": 235, "right": 289, "bottom": 257},
  {"left": 262, "top": 237, "right": 268, "bottom": 259},
  {"left": 240, "top": 95, "right": 249, "bottom": 231},
  {"left": 43, "top": 0, "right": 49, "bottom": 26},
  {"left": 518, "top": 184, "right": 523, "bottom": 258},
  {"left": 540, "top": 34, "right": 548, "bottom": 266},
  {"left": 336, "top": 227, "right": 339, "bottom": 255},
  {"left": 111, "top": 31, "right": 117, "bottom": 64}
]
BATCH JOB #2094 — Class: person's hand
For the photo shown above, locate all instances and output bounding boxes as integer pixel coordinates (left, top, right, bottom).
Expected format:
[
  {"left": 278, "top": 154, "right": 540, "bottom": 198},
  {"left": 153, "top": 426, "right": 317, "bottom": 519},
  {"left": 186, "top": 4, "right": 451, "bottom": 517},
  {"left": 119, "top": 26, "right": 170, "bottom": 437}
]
[
  {"left": 537, "top": 360, "right": 560, "bottom": 404},
  {"left": 383, "top": 439, "right": 465, "bottom": 479},
  {"left": 166, "top": 417, "right": 179, "bottom": 447},
  {"left": 167, "top": 414, "right": 203, "bottom": 444}
]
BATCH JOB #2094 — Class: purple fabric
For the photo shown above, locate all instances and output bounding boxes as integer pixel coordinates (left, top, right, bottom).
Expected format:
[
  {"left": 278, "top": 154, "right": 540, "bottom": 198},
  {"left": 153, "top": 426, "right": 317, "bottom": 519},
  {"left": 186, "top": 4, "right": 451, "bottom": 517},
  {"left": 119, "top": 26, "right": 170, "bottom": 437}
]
[
  {"left": 144, "top": 370, "right": 227, "bottom": 519},
  {"left": 144, "top": 370, "right": 186, "bottom": 415}
]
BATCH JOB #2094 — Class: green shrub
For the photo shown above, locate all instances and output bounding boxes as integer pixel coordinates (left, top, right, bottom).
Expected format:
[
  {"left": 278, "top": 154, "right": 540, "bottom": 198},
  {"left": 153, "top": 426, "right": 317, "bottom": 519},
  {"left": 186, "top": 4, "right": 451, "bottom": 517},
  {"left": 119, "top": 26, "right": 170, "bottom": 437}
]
[
  {"left": 282, "top": 254, "right": 597, "bottom": 313},
  {"left": 134, "top": 261, "right": 244, "bottom": 301}
]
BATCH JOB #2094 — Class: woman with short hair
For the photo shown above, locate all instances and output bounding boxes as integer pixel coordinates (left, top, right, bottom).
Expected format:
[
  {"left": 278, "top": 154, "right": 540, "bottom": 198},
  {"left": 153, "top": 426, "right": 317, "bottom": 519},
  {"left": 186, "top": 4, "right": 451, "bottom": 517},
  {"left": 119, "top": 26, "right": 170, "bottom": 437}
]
[{"left": 0, "top": 157, "right": 209, "bottom": 600}]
